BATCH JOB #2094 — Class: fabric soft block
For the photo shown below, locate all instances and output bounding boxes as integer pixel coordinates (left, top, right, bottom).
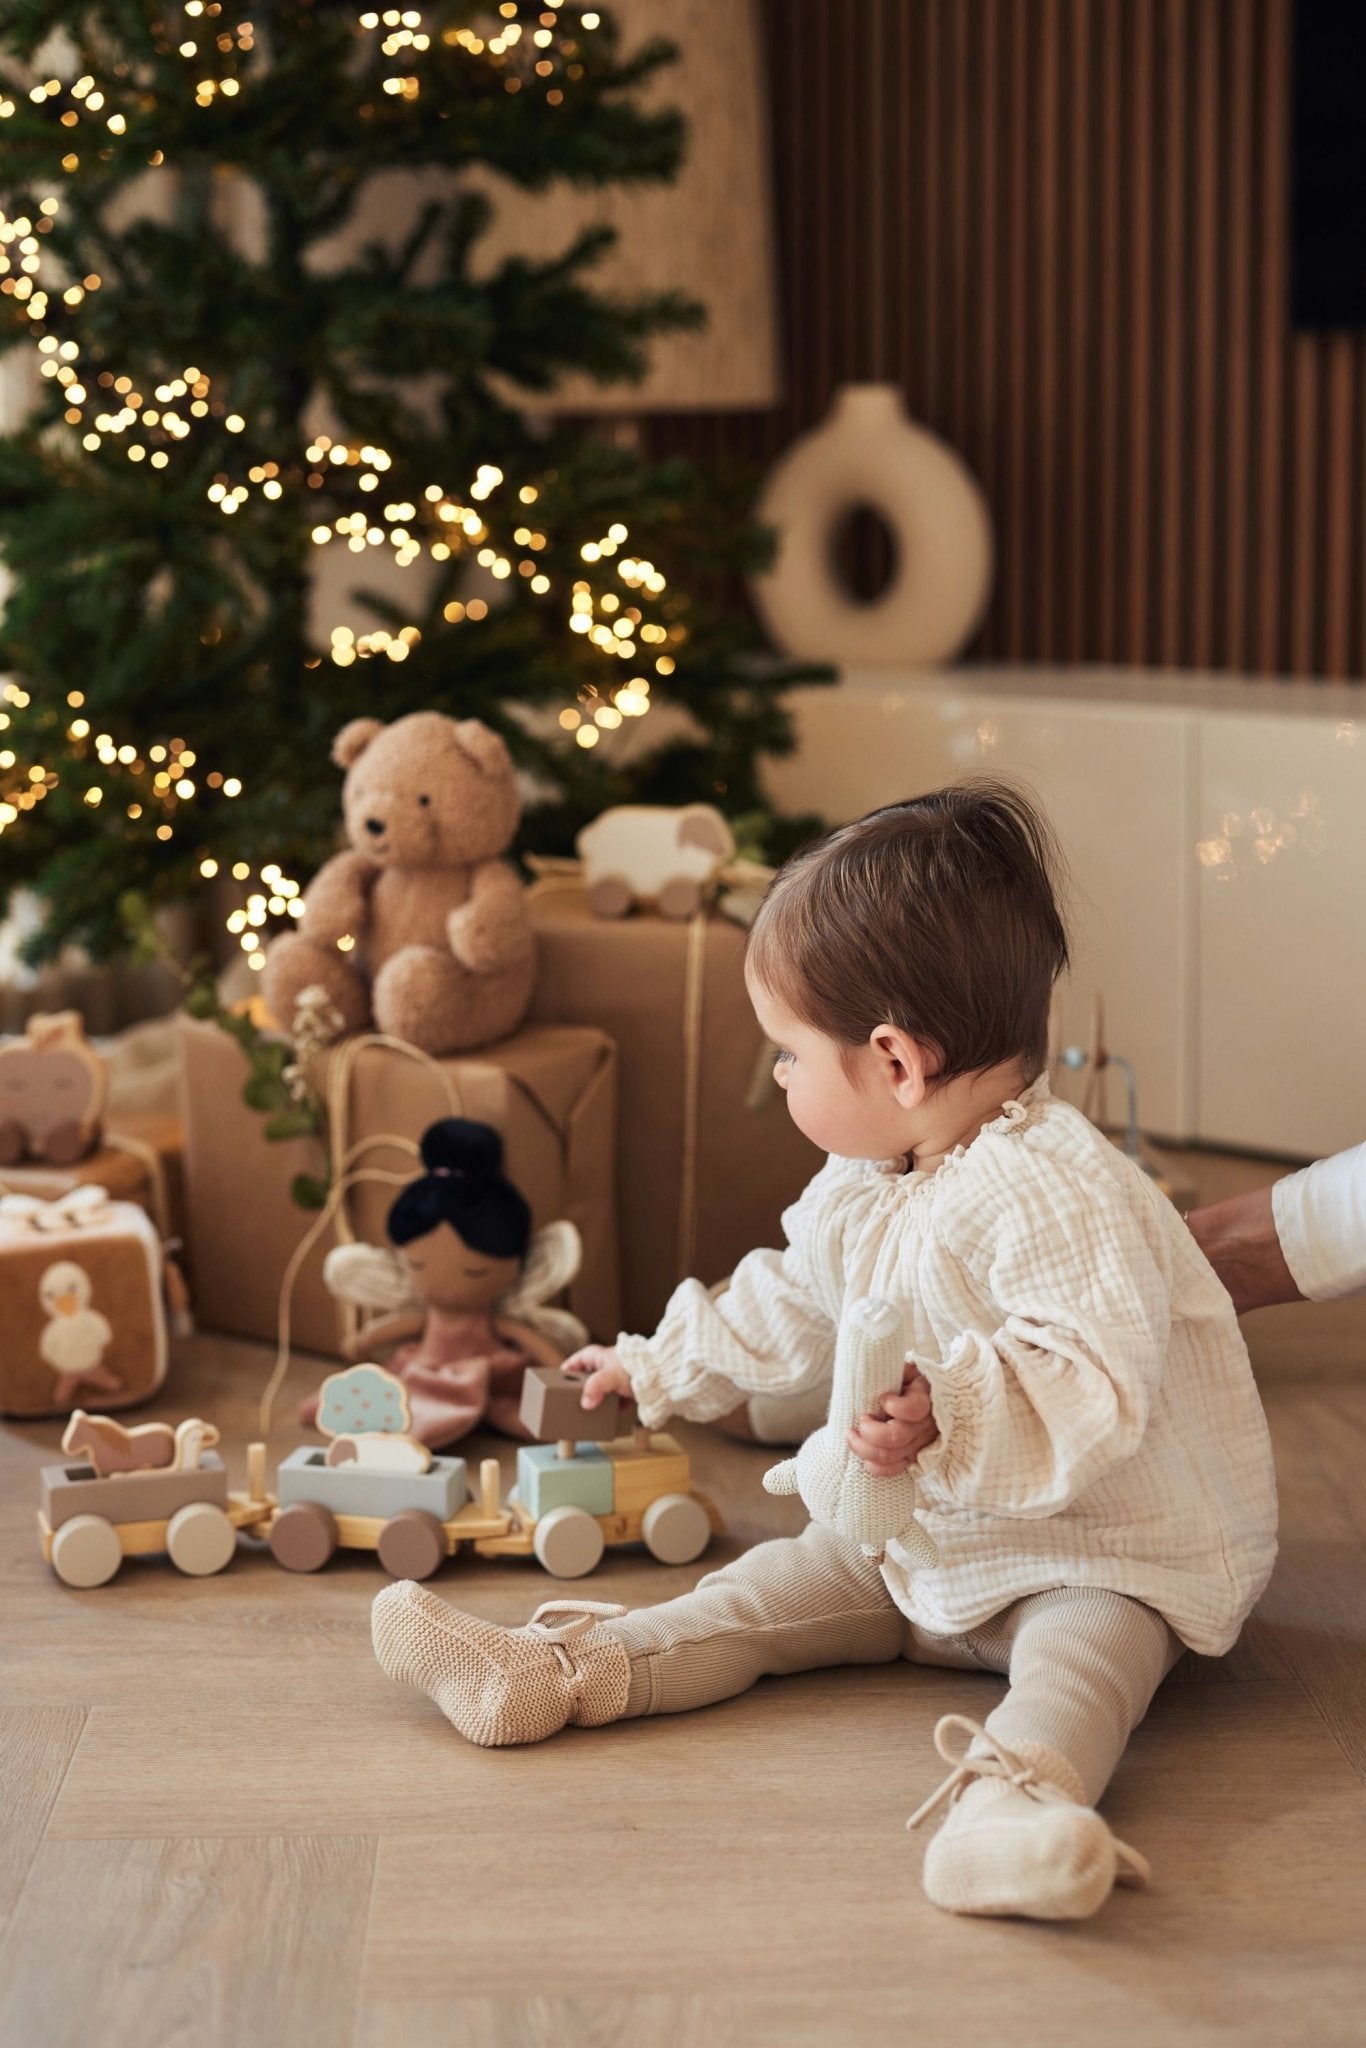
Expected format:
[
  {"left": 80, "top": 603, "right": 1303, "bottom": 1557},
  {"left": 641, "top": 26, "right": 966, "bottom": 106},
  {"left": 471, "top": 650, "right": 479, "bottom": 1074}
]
[
  {"left": 179, "top": 1017, "right": 619, "bottom": 1355},
  {"left": 514, "top": 1442, "right": 613, "bottom": 1519},
  {"left": 527, "top": 885, "right": 821, "bottom": 1336},
  {"left": 275, "top": 1446, "right": 469, "bottom": 1521},
  {"left": 0, "top": 1197, "right": 170, "bottom": 1418}
]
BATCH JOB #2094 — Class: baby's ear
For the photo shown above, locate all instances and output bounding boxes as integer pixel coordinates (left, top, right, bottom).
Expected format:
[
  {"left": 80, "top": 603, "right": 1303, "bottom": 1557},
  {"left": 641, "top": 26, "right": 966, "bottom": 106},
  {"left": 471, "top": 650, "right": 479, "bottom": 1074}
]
[
  {"left": 333, "top": 718, "right": 384, "bottom": 769},
  {"left": 451, "top": 719, "right": 511, "bottom": 778}
]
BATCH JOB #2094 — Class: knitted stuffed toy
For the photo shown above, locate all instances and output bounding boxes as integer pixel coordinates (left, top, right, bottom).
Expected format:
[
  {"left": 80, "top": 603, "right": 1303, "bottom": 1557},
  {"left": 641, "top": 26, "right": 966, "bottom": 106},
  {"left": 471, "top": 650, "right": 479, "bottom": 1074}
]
[{"left": 762, "top": 1294, "right": 938, "bottom": 1566}]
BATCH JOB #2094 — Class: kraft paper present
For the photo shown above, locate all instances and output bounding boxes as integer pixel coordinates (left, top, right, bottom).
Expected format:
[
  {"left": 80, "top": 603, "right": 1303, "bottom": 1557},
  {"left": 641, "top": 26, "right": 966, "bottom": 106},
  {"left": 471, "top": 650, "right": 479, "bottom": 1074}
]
[
  {"left": 0, "top": 1192, "right": 170, "bottom": 1418},
  {"left": 527, "top": 884, "right": 821, "bottom": 1337},
  {"left": 179, "top": 1017, "right": 619, "bottom": 1356},
  {"left": 0, "top": 1111, "right": 184, "bottom": 1246}
]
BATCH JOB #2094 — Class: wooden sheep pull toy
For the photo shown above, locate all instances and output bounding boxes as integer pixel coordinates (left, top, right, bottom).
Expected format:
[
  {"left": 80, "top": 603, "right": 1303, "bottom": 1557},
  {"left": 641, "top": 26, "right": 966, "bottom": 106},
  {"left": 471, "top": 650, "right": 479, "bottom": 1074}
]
[
  {"left": 314, "top": 1362, "right": 432, "bottom": 1474},
  {"left": 762, "top": 1296, "right": 938, "bottom": 1567},
  {"left": 61, "top": 1409, "right": 220, "bottom": 1478}
]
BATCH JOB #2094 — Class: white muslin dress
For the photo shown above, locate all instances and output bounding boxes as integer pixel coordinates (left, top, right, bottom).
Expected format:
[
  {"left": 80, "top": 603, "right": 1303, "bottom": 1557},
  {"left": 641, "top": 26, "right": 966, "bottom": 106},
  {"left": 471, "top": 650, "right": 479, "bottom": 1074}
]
[{"left": 618, "top": 1074, "right": 1278, "bottom": 1657}]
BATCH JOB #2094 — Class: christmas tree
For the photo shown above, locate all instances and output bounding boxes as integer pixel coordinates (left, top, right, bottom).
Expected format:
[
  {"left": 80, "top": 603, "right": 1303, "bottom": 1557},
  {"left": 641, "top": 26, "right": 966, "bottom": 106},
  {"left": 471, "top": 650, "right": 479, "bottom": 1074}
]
[{"left": 0, "top": 1, "right": 825, "bottom": 970}]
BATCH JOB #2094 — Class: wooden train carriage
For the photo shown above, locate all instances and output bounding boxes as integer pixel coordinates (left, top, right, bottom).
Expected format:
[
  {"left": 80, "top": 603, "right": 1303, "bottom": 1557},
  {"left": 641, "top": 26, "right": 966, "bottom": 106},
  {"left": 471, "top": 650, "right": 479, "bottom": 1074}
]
[
  {"left": 266, "top": 1433, "right": 722, "bottom": 1581},
  {"left": 38, "top": 1448, "right": 274, "bottom": 1588}
]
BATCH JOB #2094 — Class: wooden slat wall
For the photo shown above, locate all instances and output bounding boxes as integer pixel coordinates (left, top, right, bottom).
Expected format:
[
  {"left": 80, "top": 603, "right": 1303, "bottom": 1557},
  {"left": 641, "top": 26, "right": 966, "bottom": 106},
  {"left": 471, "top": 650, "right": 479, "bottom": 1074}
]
[{"left": 644, "top": 0, "right": 1366, "bottom": 680}]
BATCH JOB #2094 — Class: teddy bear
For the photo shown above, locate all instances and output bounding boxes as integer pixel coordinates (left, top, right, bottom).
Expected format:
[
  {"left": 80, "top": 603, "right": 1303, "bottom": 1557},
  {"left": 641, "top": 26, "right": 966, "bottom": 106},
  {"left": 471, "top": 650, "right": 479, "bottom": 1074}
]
[{"left": 260, "top": 712, "right": 535, "bottom": 1057}]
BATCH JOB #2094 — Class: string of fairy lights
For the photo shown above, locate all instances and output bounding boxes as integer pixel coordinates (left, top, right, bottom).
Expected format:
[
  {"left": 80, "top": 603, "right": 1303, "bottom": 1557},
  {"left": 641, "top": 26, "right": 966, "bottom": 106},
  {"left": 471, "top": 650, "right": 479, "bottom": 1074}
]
[{"left": 0, "top": 4, "right": 689, "bottom": 973}]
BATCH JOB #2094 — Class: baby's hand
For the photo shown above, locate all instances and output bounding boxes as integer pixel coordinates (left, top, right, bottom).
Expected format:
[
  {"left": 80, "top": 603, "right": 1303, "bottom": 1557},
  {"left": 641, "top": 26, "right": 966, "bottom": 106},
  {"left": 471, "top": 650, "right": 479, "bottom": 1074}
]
[
  {"left": 560, "top": 1343, "right": 633, "bottom": 1411},
  {"left": 846, "top": 1366, "right": 939, "bottom": 1478}
]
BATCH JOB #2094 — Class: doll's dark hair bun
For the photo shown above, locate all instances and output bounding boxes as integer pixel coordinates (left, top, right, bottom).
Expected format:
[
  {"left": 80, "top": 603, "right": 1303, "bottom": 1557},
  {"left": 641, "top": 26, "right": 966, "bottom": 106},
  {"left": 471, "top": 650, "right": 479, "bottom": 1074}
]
[
  {"left": 420, "top": 1117, "right": 504, "bottom": 1179},
  {"left": 388, "top": 1116, "right": 530, "bottom": 1260}
]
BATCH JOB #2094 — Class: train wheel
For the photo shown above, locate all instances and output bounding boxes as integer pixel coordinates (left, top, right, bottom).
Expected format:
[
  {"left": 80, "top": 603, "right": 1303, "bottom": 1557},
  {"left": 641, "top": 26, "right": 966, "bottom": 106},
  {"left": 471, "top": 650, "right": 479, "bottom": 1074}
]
[
  {"left": 641, "top": 1492, "right": 712, "bottom": 1565},
  {"left": 166, "top": 1501, "right": 237, "bottom": 1577},
  {"left": 377, "top": 1509, "right": 446, "bottom": 1581},
  {"left": 533, "top": 1505, "right": 606, "bottom": 1579},
  {"left": 269, "top": 1501, "right": 338, "bottom": 1573},
  {"left": 50, "top": 1513, "right": 122, "bottom": 1588}
]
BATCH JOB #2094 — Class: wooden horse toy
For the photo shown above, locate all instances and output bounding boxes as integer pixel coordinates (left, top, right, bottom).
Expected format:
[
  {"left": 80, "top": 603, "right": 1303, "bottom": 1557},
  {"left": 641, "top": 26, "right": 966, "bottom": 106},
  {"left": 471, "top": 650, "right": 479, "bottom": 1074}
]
[{"left": 61, "top": 1409, "right": 220, "bottom": 1478}]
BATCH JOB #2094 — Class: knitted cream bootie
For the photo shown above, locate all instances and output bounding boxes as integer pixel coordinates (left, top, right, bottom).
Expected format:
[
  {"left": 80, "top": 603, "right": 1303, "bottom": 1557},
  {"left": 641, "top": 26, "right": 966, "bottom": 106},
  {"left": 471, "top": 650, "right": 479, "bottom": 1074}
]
[
  {"left": 908, "top": 1714, "right": 1151, "bottom": 1921},
  {"left": 371, "top": 1581, "right": 631, "bottom": 1747}
]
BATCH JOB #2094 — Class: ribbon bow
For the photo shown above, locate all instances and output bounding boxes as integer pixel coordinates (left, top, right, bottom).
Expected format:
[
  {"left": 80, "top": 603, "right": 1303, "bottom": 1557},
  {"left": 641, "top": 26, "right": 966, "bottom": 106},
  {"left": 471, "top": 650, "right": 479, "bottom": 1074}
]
[
  {"left": 0, "top": 1184, "right": 116, "bottom": 1235},
  {"left": 526, "top": 1600, "right": 627, "bottom": 1692}
]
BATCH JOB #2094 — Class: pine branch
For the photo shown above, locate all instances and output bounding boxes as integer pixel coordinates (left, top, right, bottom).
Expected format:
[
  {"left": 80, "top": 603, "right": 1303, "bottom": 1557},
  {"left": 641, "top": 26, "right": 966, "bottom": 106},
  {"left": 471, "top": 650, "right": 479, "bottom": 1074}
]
[{"left": 0, "top": 2, "right": 831, "bottom": 965}]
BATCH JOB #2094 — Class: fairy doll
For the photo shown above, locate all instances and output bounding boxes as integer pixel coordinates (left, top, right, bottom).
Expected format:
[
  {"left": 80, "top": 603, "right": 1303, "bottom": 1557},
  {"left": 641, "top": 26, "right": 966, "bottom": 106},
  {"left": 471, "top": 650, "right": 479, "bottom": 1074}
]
[{"left": 305, "top": 1117, "right": 587, "bottom": 1449}]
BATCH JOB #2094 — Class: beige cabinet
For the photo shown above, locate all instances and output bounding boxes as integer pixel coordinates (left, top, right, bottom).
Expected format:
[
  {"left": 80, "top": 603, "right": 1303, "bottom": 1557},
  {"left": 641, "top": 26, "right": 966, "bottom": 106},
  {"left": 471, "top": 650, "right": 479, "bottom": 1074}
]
[{"left": 768, "top": 666, "right": 1366, "bottom": 1156}]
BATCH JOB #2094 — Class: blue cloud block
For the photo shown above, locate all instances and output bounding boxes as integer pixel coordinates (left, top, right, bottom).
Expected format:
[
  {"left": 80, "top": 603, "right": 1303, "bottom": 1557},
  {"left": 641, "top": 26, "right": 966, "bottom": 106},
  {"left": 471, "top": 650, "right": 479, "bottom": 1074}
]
[{"left": 515, "top": 1443, "right": 613, "bottom": 1521}]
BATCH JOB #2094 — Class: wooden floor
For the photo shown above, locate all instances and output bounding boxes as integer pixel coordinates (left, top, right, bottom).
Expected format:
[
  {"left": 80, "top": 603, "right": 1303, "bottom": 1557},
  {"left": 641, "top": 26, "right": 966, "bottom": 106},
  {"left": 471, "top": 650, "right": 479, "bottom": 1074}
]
[{"left": 4, "top": 1320, "right": 1366, "bottom": 2048}]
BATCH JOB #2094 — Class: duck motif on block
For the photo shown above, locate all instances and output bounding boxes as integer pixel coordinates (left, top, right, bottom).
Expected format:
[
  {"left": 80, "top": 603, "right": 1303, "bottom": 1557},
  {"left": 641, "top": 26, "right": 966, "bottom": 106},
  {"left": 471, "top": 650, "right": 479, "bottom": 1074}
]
[
  {"left": 38, "top": 1260, "right": 121, "bottom": 1406},
  {"left": 762, "top": 1295, "right": 938, "bottom": 1567}
]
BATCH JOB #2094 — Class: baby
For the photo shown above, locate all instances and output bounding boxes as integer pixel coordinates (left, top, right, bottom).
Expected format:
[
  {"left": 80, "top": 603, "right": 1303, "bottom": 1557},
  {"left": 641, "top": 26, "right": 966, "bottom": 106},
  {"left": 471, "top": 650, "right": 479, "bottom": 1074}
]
[{"left": 371, "top": 784, "right": 1278, "bottom": 1923}]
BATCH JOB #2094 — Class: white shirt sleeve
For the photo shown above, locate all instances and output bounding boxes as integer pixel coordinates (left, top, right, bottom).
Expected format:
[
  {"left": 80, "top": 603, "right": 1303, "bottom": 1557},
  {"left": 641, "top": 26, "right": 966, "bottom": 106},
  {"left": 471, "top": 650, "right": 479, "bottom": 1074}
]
[{"left": 1271, "top": 1145, "right": 1366, "bottom": 1301}]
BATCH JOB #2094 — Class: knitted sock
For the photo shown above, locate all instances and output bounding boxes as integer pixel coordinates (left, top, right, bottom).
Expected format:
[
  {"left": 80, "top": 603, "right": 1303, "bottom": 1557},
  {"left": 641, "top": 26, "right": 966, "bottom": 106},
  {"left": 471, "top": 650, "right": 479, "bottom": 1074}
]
[
  {"left": 371, "top": 1581, "right": 631, "bottom": 1747},
  {"left": 911, "top": 1715, "right": 1151, "bottom": 1921}
]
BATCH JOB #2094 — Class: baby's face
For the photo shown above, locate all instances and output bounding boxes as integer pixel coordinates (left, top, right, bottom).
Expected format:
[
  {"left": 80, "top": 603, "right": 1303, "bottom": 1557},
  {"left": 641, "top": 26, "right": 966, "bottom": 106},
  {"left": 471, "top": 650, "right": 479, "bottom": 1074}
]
[{"left": 748, "top": 978, "right": 908, "bottom": 1162}]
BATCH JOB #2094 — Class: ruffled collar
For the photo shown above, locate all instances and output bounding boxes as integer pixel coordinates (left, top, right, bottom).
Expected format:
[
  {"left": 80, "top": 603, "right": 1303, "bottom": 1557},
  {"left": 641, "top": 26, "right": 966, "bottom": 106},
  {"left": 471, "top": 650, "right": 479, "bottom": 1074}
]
[{"left": 875, "top": 1069, "right": 1053, "bottom": 1188}]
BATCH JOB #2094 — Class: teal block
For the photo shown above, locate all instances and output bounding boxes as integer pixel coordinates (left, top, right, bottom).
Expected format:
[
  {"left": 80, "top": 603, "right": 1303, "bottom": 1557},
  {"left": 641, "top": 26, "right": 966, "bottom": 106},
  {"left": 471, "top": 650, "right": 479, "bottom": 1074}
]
[{"left": 515, "top": 1442, "right": 613, "bottom": 1520}]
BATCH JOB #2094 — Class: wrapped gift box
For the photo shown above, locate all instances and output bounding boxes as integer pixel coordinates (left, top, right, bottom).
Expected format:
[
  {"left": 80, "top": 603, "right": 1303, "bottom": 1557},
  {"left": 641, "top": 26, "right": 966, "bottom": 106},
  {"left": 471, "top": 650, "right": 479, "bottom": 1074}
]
[
  {"left": 527, "top": 884, "right": 821, "bottom": 1337},
  {"left": 0, "top": 1191, "right": 171, "bottom": 1418},
  {"left": 0, "top": 1112, "right": 184, "bottom": 1246},
  {"left": 179, "top": 1017, "right": 619, "bottom": 1356}
]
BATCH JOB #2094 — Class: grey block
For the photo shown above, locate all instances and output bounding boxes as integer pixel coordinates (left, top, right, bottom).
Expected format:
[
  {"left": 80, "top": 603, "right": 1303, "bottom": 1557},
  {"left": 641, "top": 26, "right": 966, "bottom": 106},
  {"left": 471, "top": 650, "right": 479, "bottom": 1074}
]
[
  {"left": 40, "top": 1452, "right": 229, "bottom": 1532},
  {"left": 275, "top": 1447, "right": 469, "bottom": 1521},
  {"left": 520, "top": 1366, "right": 621, "bottom": 1444}
]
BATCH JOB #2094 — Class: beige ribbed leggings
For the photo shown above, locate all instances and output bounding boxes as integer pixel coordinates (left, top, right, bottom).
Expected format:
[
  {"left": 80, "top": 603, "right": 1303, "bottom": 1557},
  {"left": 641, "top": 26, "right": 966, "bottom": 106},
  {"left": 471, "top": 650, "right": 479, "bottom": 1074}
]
[{"left": 606, "top": 1524, "right": 1181, "bottom": 1804}]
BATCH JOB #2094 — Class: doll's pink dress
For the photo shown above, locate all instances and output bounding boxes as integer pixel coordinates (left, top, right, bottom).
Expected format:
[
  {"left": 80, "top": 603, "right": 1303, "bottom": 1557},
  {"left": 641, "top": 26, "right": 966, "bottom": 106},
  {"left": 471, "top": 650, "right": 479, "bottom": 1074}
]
[{"left": 301, "top": 1308, "right": 536, "bottom": 1448}]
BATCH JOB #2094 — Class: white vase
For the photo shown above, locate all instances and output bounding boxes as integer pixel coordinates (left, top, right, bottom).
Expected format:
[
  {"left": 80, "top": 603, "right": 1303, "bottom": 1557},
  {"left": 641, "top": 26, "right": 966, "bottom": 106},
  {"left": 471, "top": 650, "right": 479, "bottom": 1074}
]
[{"left": 750, "top": 383, "right": 994, "bottom": 667}]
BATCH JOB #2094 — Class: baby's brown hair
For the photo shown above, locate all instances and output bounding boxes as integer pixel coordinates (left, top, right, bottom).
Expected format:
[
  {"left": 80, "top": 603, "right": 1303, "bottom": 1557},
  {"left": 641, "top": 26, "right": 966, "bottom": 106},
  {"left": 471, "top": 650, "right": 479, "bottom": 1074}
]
[{"left": 746, "top": 782, "right": 1070, "bottom": 1084}]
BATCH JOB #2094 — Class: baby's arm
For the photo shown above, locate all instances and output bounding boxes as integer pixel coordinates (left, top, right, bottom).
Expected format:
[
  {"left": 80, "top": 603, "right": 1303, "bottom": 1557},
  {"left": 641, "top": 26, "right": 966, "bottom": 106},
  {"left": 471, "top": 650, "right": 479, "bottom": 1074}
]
[
  {"left": 564, "top": 1156, "right": 870, "bottom": 1427},
  {"left": 911, "top": 1160, "right": 1175, "bottom": 1518},
  {"left": 562, "top": 1242, "right": 836, "bottom": 1430}
]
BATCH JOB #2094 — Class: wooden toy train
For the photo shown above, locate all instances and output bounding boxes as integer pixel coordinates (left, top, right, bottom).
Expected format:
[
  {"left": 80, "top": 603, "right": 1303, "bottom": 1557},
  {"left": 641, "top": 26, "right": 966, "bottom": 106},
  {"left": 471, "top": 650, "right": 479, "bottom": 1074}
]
[{"left": 37, "top": 1365, "right": 721, "bottom": 1591}]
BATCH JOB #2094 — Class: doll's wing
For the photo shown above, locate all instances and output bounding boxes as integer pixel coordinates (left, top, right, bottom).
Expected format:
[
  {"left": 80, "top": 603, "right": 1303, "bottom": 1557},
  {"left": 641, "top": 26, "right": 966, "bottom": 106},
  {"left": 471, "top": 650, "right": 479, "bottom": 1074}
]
[
  {"left": 499, "top": 1222, "right": 588, "bottom": 1352},
  {"left": 322, "top": 1242, "right": 418, "bottom": 1314},
  {"left": 512, "top": 1303, "right": 590, "bottom": 1354},
  {"left": 509, "top": 1220, "right": 582, "bottom": 1311}
]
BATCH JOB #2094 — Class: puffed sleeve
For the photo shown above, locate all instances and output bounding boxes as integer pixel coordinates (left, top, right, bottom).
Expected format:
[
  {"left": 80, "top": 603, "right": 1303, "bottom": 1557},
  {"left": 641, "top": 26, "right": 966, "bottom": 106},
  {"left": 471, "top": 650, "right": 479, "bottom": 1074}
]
[
  {"left": 912, "top": 1149, "right": 1175, "bottom": 1518},
  {"left": 615, "top": 1156, "right": 860, "bottom": 1427}
]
